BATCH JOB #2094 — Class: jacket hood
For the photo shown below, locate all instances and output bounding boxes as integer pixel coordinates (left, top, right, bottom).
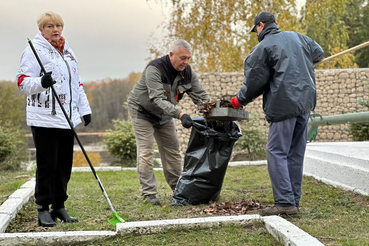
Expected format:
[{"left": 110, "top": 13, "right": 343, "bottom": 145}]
[{"left": 258, "top": 23, "right": 278, "bottom": 42}]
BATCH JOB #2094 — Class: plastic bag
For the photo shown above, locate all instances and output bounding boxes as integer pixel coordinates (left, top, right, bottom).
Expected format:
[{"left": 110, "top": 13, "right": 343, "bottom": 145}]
[{"left": 171, "top": 117, "right": 242, "bottom": 206}]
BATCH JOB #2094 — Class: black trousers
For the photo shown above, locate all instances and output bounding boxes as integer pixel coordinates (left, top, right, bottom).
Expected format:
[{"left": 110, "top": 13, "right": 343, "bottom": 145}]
[{"left": 31, "top": 126, "right": 74, "bottom": 207}]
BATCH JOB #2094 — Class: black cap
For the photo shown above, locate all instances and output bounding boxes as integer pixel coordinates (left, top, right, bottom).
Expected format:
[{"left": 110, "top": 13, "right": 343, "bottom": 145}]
[{"left": 249, "top": 11, "right": 275, "bottom": 33}]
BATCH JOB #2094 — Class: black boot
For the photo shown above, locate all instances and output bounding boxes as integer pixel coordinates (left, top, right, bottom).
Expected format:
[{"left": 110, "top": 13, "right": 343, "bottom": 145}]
[
  {"left": 50, "top": 207, "right": 78, "bottom": 223},
  {"left": 37, "top": 205, "right": 56, "bottom": 227}
]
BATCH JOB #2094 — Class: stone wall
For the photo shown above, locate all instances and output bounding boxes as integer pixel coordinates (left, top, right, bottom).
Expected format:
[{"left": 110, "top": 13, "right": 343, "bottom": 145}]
[{"left": 176, "top": 68, "right": 369, "bottom": 153}]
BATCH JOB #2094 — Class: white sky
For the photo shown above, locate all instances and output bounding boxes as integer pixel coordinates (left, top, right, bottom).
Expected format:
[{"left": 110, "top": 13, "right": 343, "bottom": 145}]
[
  {"left": 0, "top": 0, "right": 169, "bottom": 82},
  {"left": 1, "top": 0, "right": 306, "bottom": 83}
]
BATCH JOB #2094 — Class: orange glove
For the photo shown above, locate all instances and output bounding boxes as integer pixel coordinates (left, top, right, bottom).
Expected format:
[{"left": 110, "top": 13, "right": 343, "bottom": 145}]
[{"left": 230, "top": 96, "right": 242, "bottom": 109}]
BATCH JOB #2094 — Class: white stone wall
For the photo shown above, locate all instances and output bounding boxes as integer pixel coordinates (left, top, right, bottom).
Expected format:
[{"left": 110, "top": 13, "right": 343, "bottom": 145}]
[{"left": 176, "top": 68, "right": 369, "bottom": 152}]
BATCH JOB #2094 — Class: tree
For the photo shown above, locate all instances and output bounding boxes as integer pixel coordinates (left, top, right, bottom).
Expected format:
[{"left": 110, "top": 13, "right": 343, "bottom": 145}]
[
  {"left": 341, "top": 0, "right": 369, "bottom": 67},
  {"left": 76, "top": 72, "right": 140, "bottom": 132},
  {"left": 148, "top": 0, "right": 301, "bottom": 72},
  {"left": 301, "top": 0, "right": 357, "bottom": 69},
  {"left": 148, "top": 0, "right": 358, "bottom": 70}
]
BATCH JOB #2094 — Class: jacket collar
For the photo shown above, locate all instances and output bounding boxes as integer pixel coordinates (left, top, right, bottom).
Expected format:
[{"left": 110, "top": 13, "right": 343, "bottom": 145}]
[
  {"left": 258, "top": 23, "right": 279, "bottom": 42},
  {"left": 33, "top": 32, "right": 69, "bottom": 53}
]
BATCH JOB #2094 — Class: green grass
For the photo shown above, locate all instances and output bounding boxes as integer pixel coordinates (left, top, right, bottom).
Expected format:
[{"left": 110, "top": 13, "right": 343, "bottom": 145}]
[
  {"left": 0, "top": 169, "right": 33, "bottom": 205},
  {"left": 2, "top": 165, "right": 369, "bottom": 245}
]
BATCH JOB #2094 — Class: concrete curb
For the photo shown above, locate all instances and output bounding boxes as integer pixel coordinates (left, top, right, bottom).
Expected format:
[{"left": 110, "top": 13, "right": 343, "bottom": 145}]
[
  {"left": 0, "top": 178, "right": 35, "bottom": 233},
  {"left": 263, "top": 216, "right": 324, "bottom": 246},
  {"left": 0, "top": 231, "right": 116, "bottom": 246},
  {"left": 117, "top": 214, "right": 259, "bottom": 236},
  {"left": 116, "top": 215, "right": 323, "bottom": 245},
  {"left": 71, "top": 160, "right": 265, "bottom": 173}
]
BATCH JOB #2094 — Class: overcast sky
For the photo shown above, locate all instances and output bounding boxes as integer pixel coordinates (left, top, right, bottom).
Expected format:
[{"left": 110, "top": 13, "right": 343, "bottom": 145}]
[{"left": 0, "top": 0, "right": 169, "bottom": 82}]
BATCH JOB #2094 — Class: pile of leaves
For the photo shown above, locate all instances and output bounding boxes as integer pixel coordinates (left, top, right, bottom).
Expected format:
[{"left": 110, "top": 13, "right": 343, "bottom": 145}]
[
  {"left": 197, "top": 99, "right": 235, "bottom": 117},
  {"left": 188, "top": 199, "right": 267, "bottom": 216}
]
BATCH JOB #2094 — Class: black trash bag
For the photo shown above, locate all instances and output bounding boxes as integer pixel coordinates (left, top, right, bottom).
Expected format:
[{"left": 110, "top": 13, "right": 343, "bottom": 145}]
[{"left": 171, "top": 116, "right": 242, "bottom": 206}]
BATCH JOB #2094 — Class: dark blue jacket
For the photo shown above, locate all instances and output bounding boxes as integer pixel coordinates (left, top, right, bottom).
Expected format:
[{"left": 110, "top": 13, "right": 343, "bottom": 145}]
[{"left": 237, "top": 23, "right": 324, "bottom": 122}]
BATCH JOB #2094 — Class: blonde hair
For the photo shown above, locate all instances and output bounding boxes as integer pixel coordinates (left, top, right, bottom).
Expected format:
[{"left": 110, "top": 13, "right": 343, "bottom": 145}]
[{"left": 37, "top": 12, "right": 64, "bottom": 30}]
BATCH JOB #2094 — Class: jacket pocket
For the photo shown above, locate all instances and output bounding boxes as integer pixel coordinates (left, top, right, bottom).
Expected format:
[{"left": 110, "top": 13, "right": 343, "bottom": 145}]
[{"left": 176, "top": 84, "right": 192, "bottom": 101}]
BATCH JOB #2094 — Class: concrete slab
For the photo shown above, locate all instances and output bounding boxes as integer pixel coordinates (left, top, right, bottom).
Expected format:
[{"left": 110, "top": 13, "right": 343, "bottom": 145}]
[
  {"left": 0, "top": 214, "right": 11, "bottom": 233},
  {"left": 72, "top": 166, "right": 122, "bottom": 172},
  {"left": 0, "top": 231, "right": 116, "bottom": 246},
  {"left": 20, "top": 178, "right": 35, "bottom": 189},
  {"left": 117, "top": 215, "right": 260, "bottom": 236},
  {"left": 306, "top": 142, "right": 369, "bottom": 161},
  {"left": 72, "top": 167, "right": 164, "bottom": 172},
  {"left": 263, "top": 216, "right": 324, "bottom": 246},
  {"left": 8, "top": 188, "right": 33, "bottom": 202},
  {"left": 0, "top": 199, "right": 24, "bottom": 218},
  {"left": 116, "top": 215, "right": 324, "bottom": 245},
  {"left": 304, "top": 142, "right": 369, "bottom": 196},
  {"left": 306, "top": 143, "right": 369, "bottom": 170},
  {"left": 228, "top": 160, "right": 267, "bottom": 166}
]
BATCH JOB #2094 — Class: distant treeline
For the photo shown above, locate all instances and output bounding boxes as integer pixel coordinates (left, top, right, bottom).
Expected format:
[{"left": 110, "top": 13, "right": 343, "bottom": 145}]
[
  {"left": 0, "top": 72, "right": 142, "bottom": 134},
  {"left": 75, "top": 72, "right": 141, "bottom": 132}
]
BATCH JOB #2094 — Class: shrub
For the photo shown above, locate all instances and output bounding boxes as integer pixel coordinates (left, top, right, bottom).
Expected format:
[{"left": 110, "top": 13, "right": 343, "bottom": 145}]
[
  {"left": 0, "top": 81, "right": 28, "bottom": 171},
  {"left": 234, "top": 114, "right": 267, "bottom": 161},
  {"left": 349, "top": 122, "right": 369, "bottom": 141},
  {"left": 103, "top": 119, "right": 136, "bottom": 164},
  {"left": 348, "top": 83, "right": 369, "bottom": 141},
  {"left": 0, "top": 124, "right": 27, "bottom": 171}
]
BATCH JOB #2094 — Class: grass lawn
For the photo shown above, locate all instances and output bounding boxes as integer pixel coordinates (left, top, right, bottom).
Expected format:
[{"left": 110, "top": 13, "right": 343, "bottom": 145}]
[
  {"left": 0, "top": 169, "right": 33, "bottom": 205},
  {"left": 2, "top": 165, "right": 369, "bottom": 245}
]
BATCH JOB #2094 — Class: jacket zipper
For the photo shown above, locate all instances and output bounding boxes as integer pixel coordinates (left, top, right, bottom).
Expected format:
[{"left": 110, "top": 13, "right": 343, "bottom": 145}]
[{"left": 58, "top": 50, "right": 73, "bottom": 120}]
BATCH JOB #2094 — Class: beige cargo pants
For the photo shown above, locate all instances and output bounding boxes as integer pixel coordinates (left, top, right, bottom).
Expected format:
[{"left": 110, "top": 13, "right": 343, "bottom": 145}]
[{"left": 130, "top": 115, "right": 182, "bottom": 197}]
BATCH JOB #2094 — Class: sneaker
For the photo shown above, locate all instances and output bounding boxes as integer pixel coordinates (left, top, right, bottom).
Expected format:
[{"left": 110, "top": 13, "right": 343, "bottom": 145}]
[
  {"left": 260, "top": 206, "right": 298, "bottom": 216},
  {"left": 143, "top": 194, "right": 161, "bottom": 205}
]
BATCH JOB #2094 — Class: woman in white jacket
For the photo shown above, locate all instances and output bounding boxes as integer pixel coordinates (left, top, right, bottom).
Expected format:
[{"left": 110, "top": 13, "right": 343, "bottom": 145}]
[{"left": 17, "top": 12, "right": 92, "bottom": 227}]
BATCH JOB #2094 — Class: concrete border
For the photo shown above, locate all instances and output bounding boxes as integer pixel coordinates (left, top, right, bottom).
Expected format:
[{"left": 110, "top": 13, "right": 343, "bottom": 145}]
[
  {"left": 0, "top": 231, "right": 116, "bottom": 246},
  {"left": 0, "top": 178, "right": 35, "bottom": 233},
  {"left": 117, "top": 214, "right": 259, "bottom": 236},
  {"left": 263, "top": 216, "right": 324, "bottom": 246},
  {"left": 117, "top": 215, "right": 323, "bottom": 245},
  {"left": 0, "top": 161, "right": 324, "bottom": 246}
]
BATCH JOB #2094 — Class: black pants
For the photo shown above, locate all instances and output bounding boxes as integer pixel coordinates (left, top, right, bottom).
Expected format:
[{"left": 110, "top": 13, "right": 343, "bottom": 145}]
[{"left": 31, "top": 126, "right": 74, "bottom": 207}]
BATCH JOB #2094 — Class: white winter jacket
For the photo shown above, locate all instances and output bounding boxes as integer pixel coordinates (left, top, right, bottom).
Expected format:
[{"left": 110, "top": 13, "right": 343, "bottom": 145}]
[{"left": 17, "top": 32, "right": 91, "bottom": 129}]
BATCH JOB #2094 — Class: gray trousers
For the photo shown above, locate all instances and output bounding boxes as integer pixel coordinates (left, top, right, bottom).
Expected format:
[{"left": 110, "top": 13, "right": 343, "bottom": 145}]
[
  {"left": 266, "top": 113, "right": 309, "bottom": 207},
  {"left": 130, "top": 115, "right": 182, "bottom": 197}
]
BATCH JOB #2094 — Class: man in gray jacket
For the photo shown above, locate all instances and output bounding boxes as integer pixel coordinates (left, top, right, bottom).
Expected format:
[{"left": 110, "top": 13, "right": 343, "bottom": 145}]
[
  {"left": 231, "top": 11, "right": 324, "bottom": 216},
  {"left": 128, "top": 40, "right": 210, "bottom": 205}
]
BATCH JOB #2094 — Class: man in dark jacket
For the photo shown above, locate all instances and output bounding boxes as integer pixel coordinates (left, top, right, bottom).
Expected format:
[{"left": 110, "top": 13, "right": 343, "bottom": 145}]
[
  {"left": 231, "top": 11, "right": 324, "bottom": 216},
  {"left": 128, "top": 40, "right": 210, "bottom": 205}
]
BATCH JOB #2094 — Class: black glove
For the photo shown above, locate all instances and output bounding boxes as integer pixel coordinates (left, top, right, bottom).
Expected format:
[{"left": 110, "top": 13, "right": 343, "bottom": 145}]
[
  {"left": 41, "top": 72, "right": 56, "bottom": 88},
  {"left": 83, "top": 114, "right": 91, "bottom": 126},
  {"left": 180, "top": 114, "right": 193, "bottom": 128}
]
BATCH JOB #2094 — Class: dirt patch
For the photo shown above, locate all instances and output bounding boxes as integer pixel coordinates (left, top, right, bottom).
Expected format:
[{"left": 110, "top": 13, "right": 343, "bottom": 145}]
[
  {"left": 231, "top": 152, "right": 266, "bottom": 162},
  {"left": 187, "top": 199, "right": 267, "bottom": 216},
  {"left": 5, "top": 197, "right": 46, "bottom": 233}
]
